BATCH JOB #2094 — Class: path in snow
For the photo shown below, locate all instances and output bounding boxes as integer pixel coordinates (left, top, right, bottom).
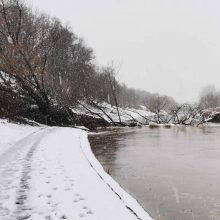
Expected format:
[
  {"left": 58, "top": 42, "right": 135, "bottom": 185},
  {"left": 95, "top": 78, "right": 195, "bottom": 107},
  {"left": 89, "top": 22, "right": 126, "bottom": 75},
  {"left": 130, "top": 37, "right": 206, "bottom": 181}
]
[
  {"left": 0, "top": 128, "right": 46, "bottom": 219},
  {"left": 27, "top": 128, "right": 96, "bottom": 220},
  {"left": 0, "top": 126, "right": 152, "bottom": 220}
]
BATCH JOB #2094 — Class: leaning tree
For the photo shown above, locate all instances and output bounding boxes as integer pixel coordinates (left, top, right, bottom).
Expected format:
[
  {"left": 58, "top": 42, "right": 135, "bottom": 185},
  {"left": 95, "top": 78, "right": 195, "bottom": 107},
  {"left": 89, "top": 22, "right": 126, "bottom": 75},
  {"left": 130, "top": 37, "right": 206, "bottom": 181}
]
[
  {"left": 0, "top": 0, "right": 59, "bottom": 122},
  {"left": 0, "top": 0, "right": 96, "bottom": 125}
]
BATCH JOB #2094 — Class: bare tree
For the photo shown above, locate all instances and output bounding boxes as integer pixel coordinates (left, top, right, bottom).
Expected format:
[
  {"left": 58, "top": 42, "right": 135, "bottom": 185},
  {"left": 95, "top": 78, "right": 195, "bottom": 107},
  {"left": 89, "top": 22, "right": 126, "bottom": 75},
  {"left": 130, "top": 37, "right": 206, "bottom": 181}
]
[
  {"left": 170, "top": 104, "right": 202, "bottom": 125},
  {"left": 0, "top": 0, "right": 95, "bottom": 125},
  {"left": 0, "top": 0, "right": 56, "bottom": 123},
  {"left": 102, "top": 65, "right": 122, "bottom": 124},
  {"left": 145, "top": 94, "right": 177, "bottom": 124}
]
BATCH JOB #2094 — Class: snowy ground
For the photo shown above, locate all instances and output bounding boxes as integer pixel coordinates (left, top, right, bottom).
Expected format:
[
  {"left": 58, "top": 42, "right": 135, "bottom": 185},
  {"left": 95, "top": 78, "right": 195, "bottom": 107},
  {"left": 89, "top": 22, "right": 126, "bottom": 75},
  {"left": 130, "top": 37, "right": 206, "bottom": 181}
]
[
  {"left": 0, "top": 120, "right": 153, "bottom": 220},
  {"left": 0, "top": 119, "right": 38, "bottom": 156}
]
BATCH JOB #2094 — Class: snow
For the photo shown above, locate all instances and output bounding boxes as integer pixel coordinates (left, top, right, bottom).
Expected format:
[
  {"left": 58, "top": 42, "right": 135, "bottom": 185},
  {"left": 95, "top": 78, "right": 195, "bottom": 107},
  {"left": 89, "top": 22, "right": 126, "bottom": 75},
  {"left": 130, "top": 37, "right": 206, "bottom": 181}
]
[
  {"left": 0, "top": 119, "right": 40, "bottom": 156},
  {"left": 7, "top": 36, "right": 13, "bottom": 44},
  {"left": 148, "top": 122, "right": 176, "bottom": 128},
  {"left": 0, "top": 120, "right": 153, "bottom": 220},
  {"left": 202, "top": 107, "right": 220, "bottom": 122},
  {"left": 73, "top": 102, "right": 154, "bottom": 124},
  {"left": 202, "top": 122, "right": 220, "bottom": 127}
]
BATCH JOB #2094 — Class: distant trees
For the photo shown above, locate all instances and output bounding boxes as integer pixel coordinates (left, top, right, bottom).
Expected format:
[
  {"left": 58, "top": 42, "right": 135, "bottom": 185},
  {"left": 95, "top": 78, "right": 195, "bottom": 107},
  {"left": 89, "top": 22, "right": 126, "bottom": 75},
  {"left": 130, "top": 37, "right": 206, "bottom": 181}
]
[
  {"left": 145, "top": 93, "right": 177, "bottom": 123},
  {"left": 199, "top": 85, "right": 220, "bottom": 109}
]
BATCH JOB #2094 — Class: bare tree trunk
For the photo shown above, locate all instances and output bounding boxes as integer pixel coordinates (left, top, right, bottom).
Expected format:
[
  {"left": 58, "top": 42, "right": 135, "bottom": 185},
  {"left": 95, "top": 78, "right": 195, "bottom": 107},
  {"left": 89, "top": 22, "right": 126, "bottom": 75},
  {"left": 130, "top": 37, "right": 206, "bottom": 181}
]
[{"left": 89, "top": 100, "right": 117, "bottom": 125}]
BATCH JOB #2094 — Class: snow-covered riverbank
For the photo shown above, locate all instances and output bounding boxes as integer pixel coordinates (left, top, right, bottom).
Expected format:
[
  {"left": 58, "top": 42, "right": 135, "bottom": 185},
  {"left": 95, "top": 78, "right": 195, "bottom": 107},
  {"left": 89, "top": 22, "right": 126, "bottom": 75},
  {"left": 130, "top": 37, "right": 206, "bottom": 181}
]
[{"left": 0, "top": 120, "right": 153, "bottom": 220}]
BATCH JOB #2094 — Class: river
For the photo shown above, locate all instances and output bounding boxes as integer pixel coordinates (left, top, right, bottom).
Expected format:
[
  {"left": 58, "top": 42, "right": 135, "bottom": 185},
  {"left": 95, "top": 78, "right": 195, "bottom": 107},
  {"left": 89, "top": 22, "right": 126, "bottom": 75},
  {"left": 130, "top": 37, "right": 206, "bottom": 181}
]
[{"left": 89, "top": 125, "right": 220, "bottom": 220}]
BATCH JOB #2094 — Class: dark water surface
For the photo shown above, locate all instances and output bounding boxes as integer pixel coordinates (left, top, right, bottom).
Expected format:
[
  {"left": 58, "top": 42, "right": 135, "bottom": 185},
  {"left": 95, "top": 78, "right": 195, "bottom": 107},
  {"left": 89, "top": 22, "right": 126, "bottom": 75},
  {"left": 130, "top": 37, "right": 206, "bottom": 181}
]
[{"left": 89, "top": 126, "right": 220, "bottom": 220}]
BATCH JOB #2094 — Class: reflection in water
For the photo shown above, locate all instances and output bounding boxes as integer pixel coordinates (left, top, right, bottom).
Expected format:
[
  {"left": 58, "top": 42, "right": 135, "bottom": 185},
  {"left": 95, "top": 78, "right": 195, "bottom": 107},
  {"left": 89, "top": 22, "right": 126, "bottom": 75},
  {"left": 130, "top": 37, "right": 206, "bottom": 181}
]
[{"left": 89, "top": 126, "right": 220, "bottom": 220}]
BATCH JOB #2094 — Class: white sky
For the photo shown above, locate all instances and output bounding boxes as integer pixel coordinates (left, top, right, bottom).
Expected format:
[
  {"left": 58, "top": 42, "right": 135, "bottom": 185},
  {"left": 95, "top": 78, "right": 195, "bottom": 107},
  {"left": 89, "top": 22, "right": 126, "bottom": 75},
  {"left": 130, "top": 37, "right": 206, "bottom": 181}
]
[{"left": 30, "top": 0, "right": 220, "bottom": 103}]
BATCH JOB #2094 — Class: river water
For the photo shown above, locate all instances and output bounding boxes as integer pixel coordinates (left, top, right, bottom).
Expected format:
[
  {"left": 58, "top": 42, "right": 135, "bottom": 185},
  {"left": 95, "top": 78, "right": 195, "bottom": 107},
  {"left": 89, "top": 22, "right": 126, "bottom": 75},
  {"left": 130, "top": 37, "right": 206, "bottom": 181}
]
[{"left": 89, "top": 126, "right": 220, "bottom": 220}]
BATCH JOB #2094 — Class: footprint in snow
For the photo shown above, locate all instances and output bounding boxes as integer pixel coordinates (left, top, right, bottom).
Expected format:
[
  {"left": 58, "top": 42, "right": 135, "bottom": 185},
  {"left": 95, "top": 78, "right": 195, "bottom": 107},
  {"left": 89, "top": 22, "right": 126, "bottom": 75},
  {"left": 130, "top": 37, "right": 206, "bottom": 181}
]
[
  {"left": 82, "top": 206, "right": 93, "bottom": 216},
  {"left": 73, "top": 197, "right": 85, "bottom": 203},
  {"left": 86, "top": 210, "right": 93, "bottom": 215},
  {"left": 59, "top": 214, "right": 67, "bottom": 219}
]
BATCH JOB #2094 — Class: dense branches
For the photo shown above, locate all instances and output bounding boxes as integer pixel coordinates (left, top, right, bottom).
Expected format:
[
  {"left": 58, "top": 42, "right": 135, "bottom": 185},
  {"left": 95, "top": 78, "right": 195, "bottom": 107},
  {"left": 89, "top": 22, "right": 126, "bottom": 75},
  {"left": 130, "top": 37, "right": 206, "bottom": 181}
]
[{"left": 0, "top": 0, "right": 96, "bottom": 124}]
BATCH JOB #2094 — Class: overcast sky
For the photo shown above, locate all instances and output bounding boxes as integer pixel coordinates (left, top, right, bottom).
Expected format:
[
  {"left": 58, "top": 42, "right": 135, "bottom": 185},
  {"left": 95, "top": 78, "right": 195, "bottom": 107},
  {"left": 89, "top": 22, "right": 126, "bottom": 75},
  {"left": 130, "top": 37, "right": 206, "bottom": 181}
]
[{"left": 30, "top": 0, "right": 220, "bottom": 103}]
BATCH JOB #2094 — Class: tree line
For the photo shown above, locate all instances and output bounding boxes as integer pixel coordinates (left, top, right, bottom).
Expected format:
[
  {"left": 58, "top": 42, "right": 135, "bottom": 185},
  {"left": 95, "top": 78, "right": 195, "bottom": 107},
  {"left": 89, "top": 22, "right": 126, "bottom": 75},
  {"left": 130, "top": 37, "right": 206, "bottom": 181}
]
[
  {"left": 0, "top": 0, "right": 219, "bottom": 127},
  {"left": 0, "top": 0, "right": 176, "bottom": 126}
]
